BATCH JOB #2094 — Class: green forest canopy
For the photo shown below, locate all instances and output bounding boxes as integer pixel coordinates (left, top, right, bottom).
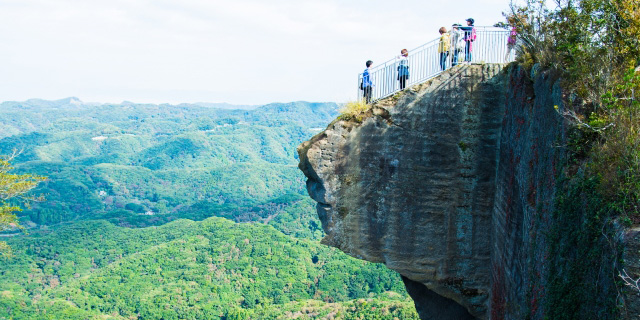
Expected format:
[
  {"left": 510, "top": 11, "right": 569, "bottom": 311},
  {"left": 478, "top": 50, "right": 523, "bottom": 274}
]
[{"left": 0, "top": 99, "right": 418, "bottom": 319}]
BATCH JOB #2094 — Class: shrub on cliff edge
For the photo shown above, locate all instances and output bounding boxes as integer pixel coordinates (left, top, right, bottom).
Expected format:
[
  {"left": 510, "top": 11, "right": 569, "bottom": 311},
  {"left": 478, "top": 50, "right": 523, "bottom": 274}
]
[{"left": 339, "top": 101, "right": 370, "bottom": 123}]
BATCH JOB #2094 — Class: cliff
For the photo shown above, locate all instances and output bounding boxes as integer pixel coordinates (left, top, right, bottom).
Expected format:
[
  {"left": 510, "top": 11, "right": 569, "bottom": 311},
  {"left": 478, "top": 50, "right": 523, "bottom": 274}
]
[{"left": 298, "top": 63, "right": 636, "bottom": 319}]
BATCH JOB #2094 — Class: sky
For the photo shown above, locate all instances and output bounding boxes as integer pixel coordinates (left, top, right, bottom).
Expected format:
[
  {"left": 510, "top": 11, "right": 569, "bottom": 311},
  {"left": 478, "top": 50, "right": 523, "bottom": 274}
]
[{"left": 0, "top": 0, "right": 510, "bottom": 105}]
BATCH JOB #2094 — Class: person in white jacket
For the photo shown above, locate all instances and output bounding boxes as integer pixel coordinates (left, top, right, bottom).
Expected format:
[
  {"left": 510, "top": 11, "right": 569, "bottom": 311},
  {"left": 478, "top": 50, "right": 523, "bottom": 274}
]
[{"left": 450, "top": 24, "right": 465, "bottom": 66}]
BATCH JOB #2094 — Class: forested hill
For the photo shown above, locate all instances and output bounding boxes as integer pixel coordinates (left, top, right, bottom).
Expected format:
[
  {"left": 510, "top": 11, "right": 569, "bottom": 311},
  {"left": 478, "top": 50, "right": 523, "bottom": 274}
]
[
  {"left": 0, "top": 217, "right": 418, "bottom": 319},
  {"left": 0, "top": 98, "right": 337, "bottom": 235},
  {"left": 0, "top": 98, "right": 420, "bottom": 318}
]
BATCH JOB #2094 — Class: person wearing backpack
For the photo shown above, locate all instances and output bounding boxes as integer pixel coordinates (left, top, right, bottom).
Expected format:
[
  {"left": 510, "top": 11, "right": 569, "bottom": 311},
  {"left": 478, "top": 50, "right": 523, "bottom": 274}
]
[
  {"left": 460, "top": 18, "right": 476, "bottom": 62},
  {"left": 450, "top": 24, "right": 465, "bottom": 66},
  {"left": 397, "top": 49, "right": 410, "bottom": 90},
  {"left": 438, "top": 27, "right": 451, "bottom": 71},
  {"left": 361, "top": 60, "right": 374, "bottom": 103}
]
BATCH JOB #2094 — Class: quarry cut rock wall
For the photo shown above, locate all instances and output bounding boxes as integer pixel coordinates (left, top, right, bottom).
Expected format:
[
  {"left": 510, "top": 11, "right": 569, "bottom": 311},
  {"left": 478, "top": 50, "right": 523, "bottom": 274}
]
[
  {"left": 298, "top": 63, "right": 635, "bottom": 319},
  {"left": 489, "top": 65, "right": 565, "bottom": 320}
]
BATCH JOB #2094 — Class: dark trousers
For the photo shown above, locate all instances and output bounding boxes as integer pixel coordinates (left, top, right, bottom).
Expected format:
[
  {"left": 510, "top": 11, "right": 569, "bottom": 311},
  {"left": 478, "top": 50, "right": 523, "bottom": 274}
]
[
  {"left": 465, "top": 41, "right": 472, "bottom": 62},
  {"left": 440, "top": 52, "right": 449, "bottom": 71},
  {"left": 363, "top": 86, "right": 372, "bottom": 103},
  {"left": 399, "top": 75, "right": 408, "bottom": 90}
]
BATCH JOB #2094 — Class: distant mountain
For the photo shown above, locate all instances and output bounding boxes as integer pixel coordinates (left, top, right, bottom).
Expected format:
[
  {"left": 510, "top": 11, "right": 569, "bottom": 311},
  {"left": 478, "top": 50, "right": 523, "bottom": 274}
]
[
  {"left": 1, "top": 98, "right": 254, "bottom": 110},
  {"left": 0, "top": 99, "right": 338, "bottom": 139},
  {"left": 0, "top": 98, "right": 338, "bottom": 236},
  {"left": 190, "top": 102, "right": 259, "bottom": 110}
]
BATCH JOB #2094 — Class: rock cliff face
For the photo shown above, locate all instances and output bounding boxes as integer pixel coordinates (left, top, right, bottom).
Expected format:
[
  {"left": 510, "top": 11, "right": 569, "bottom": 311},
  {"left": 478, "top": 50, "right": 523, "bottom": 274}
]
[
  {"left": 299, "top": 64, "right": 507, "bottom": 318},
  {"left": 489, "top": 65, "right": 565, "bottom": 320},
  {"left": 298, "top": 63, "right": 633, "bottom": 319}
]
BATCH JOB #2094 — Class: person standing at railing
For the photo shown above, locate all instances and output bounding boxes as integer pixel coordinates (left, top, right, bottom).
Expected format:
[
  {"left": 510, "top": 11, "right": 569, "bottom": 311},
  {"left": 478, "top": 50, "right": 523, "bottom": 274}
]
[
  {"left": 505, "top": 26, "right": 517, "bottom": 62},
  {"left": 450, "top": 24, "right": 465, "bottom": 66},
  {"left": 397, "top": 49, "right": 410, "bottom": 90},
  {"left": 438, "top": 27, "right": 451, "bottom": 71},
  {"left": 505, "top": 14, "right": 518, "bottom": 62},
  {"left": 361, "top": 60, "right": 374, "bottom": 103},
  {"left": 460, "top": 18, "right": 476, "bottom": 62}
]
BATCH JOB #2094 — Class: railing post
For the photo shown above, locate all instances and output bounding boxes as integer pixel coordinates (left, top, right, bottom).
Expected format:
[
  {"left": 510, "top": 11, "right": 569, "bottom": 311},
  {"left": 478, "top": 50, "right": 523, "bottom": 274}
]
[{"left": 357, "top": 74, "right": 362, "bottom": 102}]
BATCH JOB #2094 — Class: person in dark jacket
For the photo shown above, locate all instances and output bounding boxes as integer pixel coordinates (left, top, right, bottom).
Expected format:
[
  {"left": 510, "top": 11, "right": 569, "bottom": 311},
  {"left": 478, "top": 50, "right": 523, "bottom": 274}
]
[
  {"left": 362, "top": 60, "right": 374, "bottom": 103},
  {"left": 460, "top": 18, "right": 476, "bottom": 62}
]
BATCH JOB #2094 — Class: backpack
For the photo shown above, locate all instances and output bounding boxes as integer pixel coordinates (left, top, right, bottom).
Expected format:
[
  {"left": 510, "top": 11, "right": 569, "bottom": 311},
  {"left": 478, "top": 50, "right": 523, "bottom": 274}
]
[
  {"left": 470, "top": 27, "right": 476, "bottom": 42},
  {"left": 397, "top": 58, "right": 409, "bottom": 77}
]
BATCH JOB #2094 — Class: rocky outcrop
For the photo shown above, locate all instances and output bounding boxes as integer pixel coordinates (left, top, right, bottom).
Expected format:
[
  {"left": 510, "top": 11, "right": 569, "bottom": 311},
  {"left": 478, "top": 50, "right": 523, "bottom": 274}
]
[
  {"left": 298, "top": 63, "right": 632, "bottom": 319},
  {"left": 299, "top": 64, "right": 507, "bottom": 318}
]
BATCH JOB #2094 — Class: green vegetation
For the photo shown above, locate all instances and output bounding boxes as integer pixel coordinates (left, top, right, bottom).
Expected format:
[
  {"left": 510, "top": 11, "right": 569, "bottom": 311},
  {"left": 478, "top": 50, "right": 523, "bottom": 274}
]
[
  {"left": 0, "top": 100, "right": 336, "bottom": 238},
  {"left": 510, "top": 0, "right": 639, "bottom": 213},
  {"left": 511, "top": 0, "right": 639, "bottom": 102},
  {"left": 0, "top": 99, "right": 417, "bottom": 318},
  {"left": 546, "top": 176, "right": 620, "bottom": 320},
  {"left": 509, "top": 0, "right": 639, "bottom": 318},
  {"left": 510, "top": 0, "right": 640, "bottom": 224},
  {"left": 339, "top": 101, "right": 369, "bottom": 116},
  {"left": 338, "top": 101, "right": 370, "bottom": 123},
  {"left": 0, "top": 217, "right": 417, "bottom": 319},
  {"left": 0, "top": 156, "right": 45, "bottom": 257}
]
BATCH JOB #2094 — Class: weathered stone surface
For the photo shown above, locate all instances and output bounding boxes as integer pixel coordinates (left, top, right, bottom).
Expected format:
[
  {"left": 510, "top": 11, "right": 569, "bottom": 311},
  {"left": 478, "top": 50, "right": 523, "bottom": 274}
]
[
  {"left": 299, "top": 64, "right": 508, "bottom": 318},
  {"left": 490, "top": 66, "right": 566, "bottom": 319}
]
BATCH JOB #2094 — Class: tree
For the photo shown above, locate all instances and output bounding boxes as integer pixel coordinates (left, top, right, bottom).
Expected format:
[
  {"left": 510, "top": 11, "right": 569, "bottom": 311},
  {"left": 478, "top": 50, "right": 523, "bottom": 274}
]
[
  {"left": 0, "top": 153, "right": 46, "bottom": 257},
  {"left": 507, "top": 0, "right": 639, "bottom": 101}
]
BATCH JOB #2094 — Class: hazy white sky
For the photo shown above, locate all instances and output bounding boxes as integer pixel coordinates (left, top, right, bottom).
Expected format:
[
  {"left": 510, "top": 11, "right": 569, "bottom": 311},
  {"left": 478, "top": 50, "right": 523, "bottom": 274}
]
[{"left": 0, "top": 0, "right": 509, "bottom": 105}]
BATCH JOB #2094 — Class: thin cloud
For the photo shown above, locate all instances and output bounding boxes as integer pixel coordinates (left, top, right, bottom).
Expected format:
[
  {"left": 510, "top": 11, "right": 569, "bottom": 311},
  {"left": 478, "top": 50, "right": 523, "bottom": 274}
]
[{"left": 0, "top": 0, "right": 509, "bottom": 104}]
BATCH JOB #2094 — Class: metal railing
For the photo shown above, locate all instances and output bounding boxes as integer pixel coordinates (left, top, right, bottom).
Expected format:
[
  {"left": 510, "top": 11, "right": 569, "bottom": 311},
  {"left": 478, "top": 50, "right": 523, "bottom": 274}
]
[{"left": 358, "top": 26, "right": 516, "bottom": 102}]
